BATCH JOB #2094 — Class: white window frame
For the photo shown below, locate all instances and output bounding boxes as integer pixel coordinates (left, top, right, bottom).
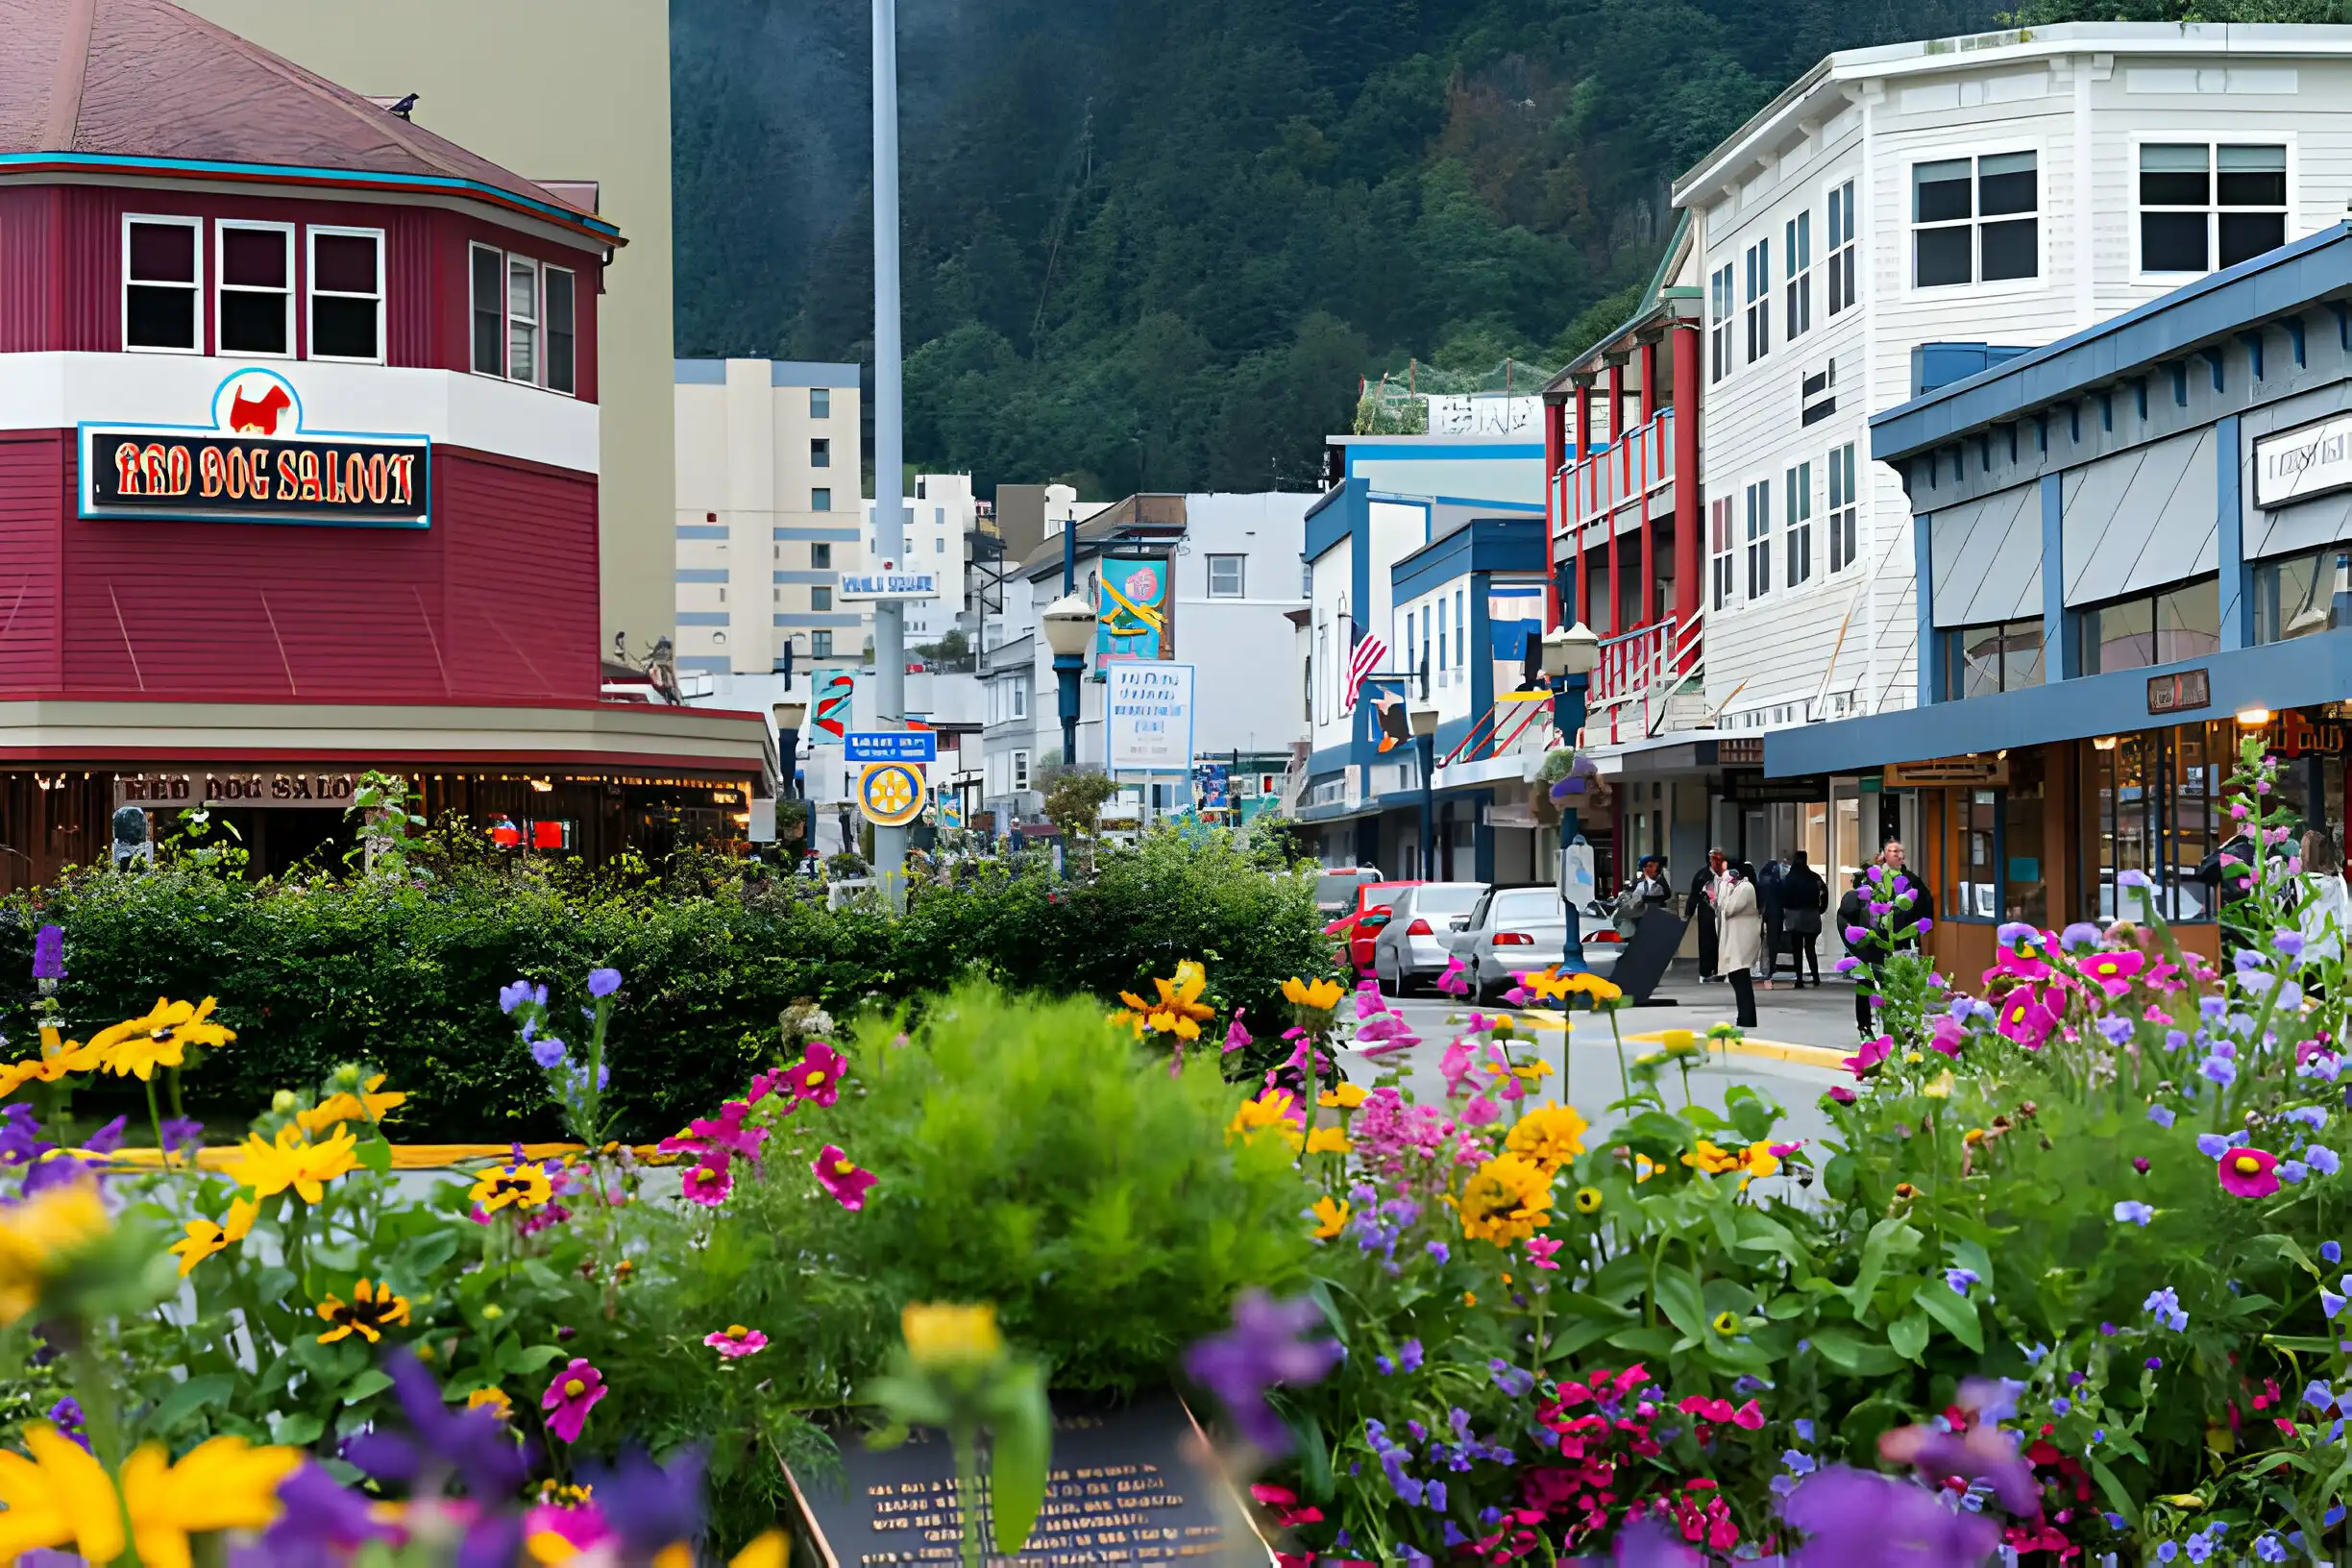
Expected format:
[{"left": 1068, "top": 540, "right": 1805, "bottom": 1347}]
[
  {"left": 1784, "top": 210, "right": 1812, "bottom": 339},
  {"left": 1784, "top": 459, "right": 1814, "bottom": 588},
  {"left": 1907, "top": 146, "right": 2042, "bottom": 296},
  {"left": 213, "top": 220, "right": 295, "bottom": 359},
  {"left": 1709, "top": 262, "right": 1733, "bottom": 382},
  {"left": 121, "top": 214, "right": 204, "bottom": 356},
  {"left": 2130, "top": 133, "right": 2295, "bottom": 282},
  {"left": 1012, "top": 750, "right": 1031, "bottom": 792},
  {"left": 1825, "top": 178, "right": 1858, "bottom": 315},
  {"left": 1207, "top": 553, "right": 1246, "bottom": 599},
  {"left": 1708, "top": 494, "right": 1734, "bottom": 611},
  {"left": 305, "top": 225, "right": 385, "bottom": 364},
  {"left": 469, "top": 242, "right": 504, "bottom": 377},
  {"left": 810, "top": 387, "right": 831, "bottom": 418},
  {"left": 1744, "top": 478, "right": 1773, "bottom": 602},
  {"left": 1827, "top": 441, "right": 1860, "bottom": 575},
  {"left": 1743, "top": 237, "right": 1771, "bottom": 364},
  {"left": 504, "top": 254, "right": 541, "bottom": 386}
]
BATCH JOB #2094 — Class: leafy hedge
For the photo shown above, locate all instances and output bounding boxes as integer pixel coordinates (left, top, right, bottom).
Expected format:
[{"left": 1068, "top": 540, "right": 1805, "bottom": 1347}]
[{"left": 0, "top": 830, "right": 1336, "bottom": 1141}]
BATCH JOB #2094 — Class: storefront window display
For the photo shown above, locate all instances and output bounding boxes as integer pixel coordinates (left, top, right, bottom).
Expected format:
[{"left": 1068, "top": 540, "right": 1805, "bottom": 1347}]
[
  {"left": 1928, "top": 753, "right": 2047, "bottom": 926},
  {"left": 2080, "top": 724, "right": 2225, "bottom": 922}
]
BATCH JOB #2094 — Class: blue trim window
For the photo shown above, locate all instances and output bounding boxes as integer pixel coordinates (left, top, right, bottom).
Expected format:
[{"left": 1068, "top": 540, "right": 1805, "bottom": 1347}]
[
  {"left": 2076, "top": 575, "right": 2219, "bottom": 675},
  {"left": 2252, "top": 548, "right": 2348, "bottom": 644},
  {"left": 1939, "top": 620, "right": 2044, "bottom": 701}
]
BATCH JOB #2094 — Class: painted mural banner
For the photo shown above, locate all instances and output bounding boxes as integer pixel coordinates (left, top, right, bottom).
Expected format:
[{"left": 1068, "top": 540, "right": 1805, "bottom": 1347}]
[
  {"left": 1095, "top": 555, "right": 1173, "bottom": 661},
  {"left": 813, "top": 672, "right": 855, "bottom": 740},
  {"left": 81, "top": 367, "right": 430, "bottom": 527}
]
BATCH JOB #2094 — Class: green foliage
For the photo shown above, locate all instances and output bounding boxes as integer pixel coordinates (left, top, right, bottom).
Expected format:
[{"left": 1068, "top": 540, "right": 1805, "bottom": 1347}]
[
  {"left": 0, "top": 831, "right": 1331, "bottom": 1140},
  {"left": 1037, "top": 767, "right": 1120, "bottom": 843},
  {"left": 674, "top": 0, "right": 1997, "bottom": 492}
]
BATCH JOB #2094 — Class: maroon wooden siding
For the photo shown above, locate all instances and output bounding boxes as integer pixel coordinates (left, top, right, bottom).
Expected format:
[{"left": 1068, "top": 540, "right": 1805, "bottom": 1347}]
[
  {"left": 0, "top": 184, "right": 599, "bottom": 400},
  {"left": 0, "top": 434, "right": 598, "bottom": 704}
]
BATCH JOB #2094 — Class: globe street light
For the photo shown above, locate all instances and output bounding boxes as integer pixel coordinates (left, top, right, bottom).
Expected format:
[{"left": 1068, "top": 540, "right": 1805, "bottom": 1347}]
[
  {"left": 772, "top": 698, "right": 808, "bottom": 801},
  {"left": 1041, "top": 593, "right": 1098, "bottom": 770}
]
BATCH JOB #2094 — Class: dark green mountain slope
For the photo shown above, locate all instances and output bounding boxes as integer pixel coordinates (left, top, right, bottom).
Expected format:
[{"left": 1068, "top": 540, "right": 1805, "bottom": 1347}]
[{"left": 673, "top": 0, "right": 2052, "bottom": 494}]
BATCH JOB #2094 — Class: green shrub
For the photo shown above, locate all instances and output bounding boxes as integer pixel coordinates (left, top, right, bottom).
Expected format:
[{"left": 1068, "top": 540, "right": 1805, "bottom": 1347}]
[{"left": 0, "top": 828, "right": 1335, "bottom": 1140}]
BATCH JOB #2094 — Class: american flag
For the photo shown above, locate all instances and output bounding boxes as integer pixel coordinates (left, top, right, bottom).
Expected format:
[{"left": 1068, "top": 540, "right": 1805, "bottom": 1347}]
[{"left": 1340, "top": 630, "right": 1388, "bottom": 713}]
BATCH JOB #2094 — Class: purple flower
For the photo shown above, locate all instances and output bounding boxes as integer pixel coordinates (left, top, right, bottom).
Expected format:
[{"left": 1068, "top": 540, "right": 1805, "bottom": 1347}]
[
  {"left": 1833, "top": 956, "right": 1860, "bottom": 973},
  {"left": 2277, "top": 930, "right": 2308, "bottom": 959},
  {"left": 1425, "top": 1240, "right": 1450, "bottom": 1263},
  {"left": 497, "top": 979, "right": 544, "bottom": 1015},
  {"left": 586, "top": 968, "right": 624, "bottom": 998},
  {"left": 2114, "top": 1200, "right": 2155, "bottom": 1226},
  {"left": 84, "top": 1116, "right": 126, "bottom": 1155},
  {"left": 2202, "top": 1055, "right": 2239, "bottom": 1088},
  {"left": 2119, "top": 869, "right": 2151, "bottom": 889},
  {"left": 1843, "top": 925, "right": 1869, "bottom": 943},
  {"left": 529, "top": 1036, "right": 569, "bottom": 1069},
  {"left": 2144, "top": 1286, "right": 2188, "bottom": 1332},
  {"left": 31, "top": 924, "right": 64, "bottom": 982},
  {"left": 45, "top": 1397, "right": 87, "bottom": 1454},
  {"left": 1997, "top": 921, "right": 2038, "bottom": 944},
  {"left": 345, "top": 1352, "right": 529, "bottom": 1504},
  {"left": 580, "top": 1447, "right": 703, "bottom": 1555},
  {"left": 1781, "top": 1466, "right": 2000, "bottom": 1565},
  {"left": 2052, "top": 1397, "right": 2071, "bottom": 1415},
  {"left": 2324, "top": 1241, "right": 2343, "bottom": 1265},
  {"left": 2309, "top": 1144, "right": 2340, "bottom": 1176},
  {"left": 1183, "top": 1291, "right": 1341, "bottom": 1453},
  {"left": 1489, "top": 1360, "right": 1534, "bottom": 1398},
  {"left": 2196, "top": 1133, "right": 2232, "bottom": 1160},
  {"left": 2283, "top": 1160, "right": 2311, "bottom": 1184},
  {"left": 2058, "top": 921, "right": 2102, "bottom": 950},
  {"left": 158, "top": 1116, "right": 204, "bottom": 1157},
  {"left": 0, "top": 1104, "right": 50, "bottom": 1168},
  {"left": 2148, "top": 1104, "right": 2176, "bottom": 1129},
  {"left": 248, "top": 1463, "right": 397, "bottom": 1563},
  {"left": 1945, "top": 1267, "right": 1979, "bottom": 1295}
]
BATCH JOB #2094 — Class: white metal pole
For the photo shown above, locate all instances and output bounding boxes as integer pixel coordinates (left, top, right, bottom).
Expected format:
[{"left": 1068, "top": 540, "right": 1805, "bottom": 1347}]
[{"left": 870, "top": 0, "right": 908, "bottom": 905}]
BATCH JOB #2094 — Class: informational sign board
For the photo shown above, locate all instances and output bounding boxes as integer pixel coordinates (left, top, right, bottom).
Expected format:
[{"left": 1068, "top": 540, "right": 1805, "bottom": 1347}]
[
  {"left": 115, "top": 770, "right": 368, "bottom": 810},
  {"left": 2254, "top": 412, "right": 2352, "bottom": 509},
  {"left": 82, "top": 368, "right": 429, "bottom": 528},
  {"left": 837, "top": 569, "right": 940, "bottom": 601},
  {"left": 857, "top": 763, "right": 926, "bottom": 826},
  {"left": 1105, "top": 663, "right": 1196, "bottom": 773},
  {"left": 845, "top": 730, "right": 938, "bottom": 764},
  {"left": 1559, "top": 836, "right": 1597, "bottom": 910},
  {"left": 785, "top": 1396, "right": 1237, "bottom": 1568}
]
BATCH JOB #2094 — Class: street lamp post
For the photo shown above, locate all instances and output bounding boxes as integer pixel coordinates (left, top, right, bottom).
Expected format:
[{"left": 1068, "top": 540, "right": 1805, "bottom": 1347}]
[
  {"left": 1540, "top": 622, "right": 1602, "bottom": 840},
  {"left": 1410, "top": 701, "right": 1440, "bottom": 879},
  {"left": 1041, "top": 595, "right": 1098, "bottom": 770},
  {"left": 772, "top": 698, "right": 808, "bottom": 802}
]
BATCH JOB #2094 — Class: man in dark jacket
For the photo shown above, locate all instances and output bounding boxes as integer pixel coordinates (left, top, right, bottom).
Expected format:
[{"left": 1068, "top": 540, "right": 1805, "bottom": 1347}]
[
  {"left": 1781, "top": 850, "right": 1827, "bottom": 988},
  {"left": 1688, "top": 851, "right": 1725, "bottom": 981}
]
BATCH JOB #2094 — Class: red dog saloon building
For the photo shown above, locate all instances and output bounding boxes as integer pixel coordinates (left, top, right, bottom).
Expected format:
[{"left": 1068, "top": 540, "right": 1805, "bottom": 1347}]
[{"left": 0, "top": 0, "right": 773, "bottom": 886}]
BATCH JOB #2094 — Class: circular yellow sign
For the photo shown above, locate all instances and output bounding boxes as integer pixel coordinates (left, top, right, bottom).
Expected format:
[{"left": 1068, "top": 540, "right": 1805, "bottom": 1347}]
[{"left": 858, "top": 762, "right": 925, "bottom": 826}]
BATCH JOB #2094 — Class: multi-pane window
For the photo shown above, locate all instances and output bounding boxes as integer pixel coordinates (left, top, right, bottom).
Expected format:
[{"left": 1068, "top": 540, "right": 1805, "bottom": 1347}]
[
  {"left": 1208, "top": 554, "right": 1245, "bottom": 598},
  {"left": 470, "top": 247, "right": 576, "bottom": 392},
  {"left": 470, "top": 245, "right": 502, "bottom": 374},
  {"left": 1784, "top": 211, "right": 1812, "bottom": 339},
  {"left": 2139, "top": 143, "right": 2288, "bottom": 274},
  {"left": 1827, "top": 442, "right": 1860, "bottom": 574},
  {"left": 1784, "top": 460, "right": 1814, "bottom": 587},
  {"left": 307, "top": 229, "right": 383, "bottom": 361},
  {"left": 810, "top": 387, "right": 831, "bottom": 418},
  {"left": 812, "top": 586, "right": 833, "bottom": 611},
  {"left": 812, "top": 629, "right": 835, "bottom": 658},
  {"left": 1709, "top": 495, "right": 1734, "bottom": 610},
  {"left": 544, "top": 268, "right": 576, "bottom": 394},
  {"left": 1709, "top": 263, "right": 1733, "bottom": 382},
  {"left": 811, "top": 439, "right": 832, "bottom": 469},
  {"left": 812, "top": 543, "right": 833, "bottom": 569},
  {"left": 1012, "top": 751, "right": 1031, "bottom": 792},
  {"left": 1941, "top": 620, "right": 2046, "bottom": 700},
  {"left": 217, "top": 224, "right": 291, "bottom": 355},
  {"left": 1744, "top": 478, "right": 1773, "bottom": 601},
  {"left": 2077, "top": 576, "right": 2221, "bottom": 674},
  {"left": 1743, "top": 237, "right": 1771, "bottom": 363},
  {"left": 125, "top": 217, "right": 201, "bottom": 352},
  {"left": 1826, "top": 179, "right": 1858, "bottom": 314},
  {"left": 1913, "top": 153, "right": 2038, "bottom": 287}
]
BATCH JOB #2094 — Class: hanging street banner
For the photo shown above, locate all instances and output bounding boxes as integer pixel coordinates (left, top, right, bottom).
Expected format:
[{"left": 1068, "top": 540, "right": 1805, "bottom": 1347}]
[
  {"left": 1096, "top": 555, "right": 1172, "bottom": 661},
  {"left": 812, "top": 673, "right": 855, "bottom": 740},
  {"left": 1106, "top": 661, "right": 1195, "bottom": 773}
]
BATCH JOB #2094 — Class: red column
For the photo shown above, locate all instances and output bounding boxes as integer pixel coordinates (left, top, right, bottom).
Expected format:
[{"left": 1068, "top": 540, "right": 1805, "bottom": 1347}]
[
  {"left": 1672, "top": 323, "right": 1703, "bottom": 666},
  {"left": 1606, "top": 360, "right": 1626, "bottom": 638},
  {"left": 1543, "top": 397, "right": 1566, "bottom": 630}
]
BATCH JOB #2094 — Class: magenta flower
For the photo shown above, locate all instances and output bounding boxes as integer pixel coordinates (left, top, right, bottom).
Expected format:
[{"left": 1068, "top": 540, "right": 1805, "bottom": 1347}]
[
  {"left": 1994, "top": 987, "right": 2058, "bottom": 1048},
  {"left": 1928, "top": 1016, "right": 1965, "bottom": 1058},
  {"left": 541, "top": 1359, "right": 607, "bottom": 1442},
  {"left": 1842, "top": 1034, "right": 1892, "bottom": 1080},
  {"left": 1223, "top": 1007, "right": 1252, "bottom": 1054},
  {"left": 1525, "top": 1236, "right": 1562, "bottom": 1271},
  {"left": 1827, "top": 1086, "right": 1856, "bottom": 1104},
  {"left": 1435, "top": 957, "right": 1471, "bottom": 996},
  {"left": 1355, "top": 980, "right": 1385, "bottom": 1019},
  {"left": 781, "top": 1041, "right": 845, "bottom": 1107},
  {"left": 703, "top": 1325, "right": 770, "bottom": 1359},
  {"left": 2217, "top": 1144, "right": 2283, "bottom": 1198},
  {"left": 813, "top": 1144, "right": 876, "bottom": 1211},
  {"left": 2081, "top": 948, "right": 2144, "bottom": 998},
  {"left": 681, "top": 1156, "right": 733, "bottom": 1208},
  {"left": 1459, "top": 1094, "right": 1502, "bottom": 1127}
]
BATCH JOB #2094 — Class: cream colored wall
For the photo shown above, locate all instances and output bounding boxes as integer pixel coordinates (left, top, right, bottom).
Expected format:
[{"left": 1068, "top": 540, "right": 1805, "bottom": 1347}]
[{"left": 181, "top": 0, "right": 676, "bottom": 660}]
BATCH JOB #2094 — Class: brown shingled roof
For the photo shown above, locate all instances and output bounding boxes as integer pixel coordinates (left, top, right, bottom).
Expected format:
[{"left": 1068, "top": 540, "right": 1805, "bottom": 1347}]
[{"left": 0, "top": 0, "right": 610, "bottom": 234}]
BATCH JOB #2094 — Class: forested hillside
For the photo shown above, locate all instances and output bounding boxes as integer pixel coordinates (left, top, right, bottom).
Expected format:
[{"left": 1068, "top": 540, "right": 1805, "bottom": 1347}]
[{"left": 671, "top": 0, "right": 2337, "bottom": 496}]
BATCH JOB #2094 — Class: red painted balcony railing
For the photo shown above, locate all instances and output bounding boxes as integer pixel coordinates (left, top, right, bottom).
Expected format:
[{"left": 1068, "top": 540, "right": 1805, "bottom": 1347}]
[{"left": 1555, "top": 408, "right": 1675, "bottom": 535}]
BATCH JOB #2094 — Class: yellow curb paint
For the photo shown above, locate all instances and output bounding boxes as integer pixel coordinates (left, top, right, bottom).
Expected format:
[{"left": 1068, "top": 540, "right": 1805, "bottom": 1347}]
[{"left": 1624, "top": 1031, "right": 1850, "bottom": 1070}]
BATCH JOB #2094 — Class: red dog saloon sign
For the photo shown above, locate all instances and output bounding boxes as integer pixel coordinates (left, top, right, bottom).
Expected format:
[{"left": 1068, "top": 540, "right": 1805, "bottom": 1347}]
[{"left": 81, "top": 368, "right": 430, "bottom": 527}]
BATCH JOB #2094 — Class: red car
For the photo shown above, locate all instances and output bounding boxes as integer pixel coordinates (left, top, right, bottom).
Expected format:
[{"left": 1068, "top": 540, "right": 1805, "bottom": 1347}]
[{"left": 1325, "top": 880, "right": 1422, "bottom": 972}]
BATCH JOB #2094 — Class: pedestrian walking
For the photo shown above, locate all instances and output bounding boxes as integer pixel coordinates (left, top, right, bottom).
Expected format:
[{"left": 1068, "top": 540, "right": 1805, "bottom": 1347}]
[
  {"left": 1617, "top": 854, "right": 1673, "bottom": 939},
  {"left": 1781, "top": 849, "right": 1827, "bottom": 988},
  {"left": 1688, "top": 850, "right": 1725, "bottom": 981},
  {"left": 1756, "top": 856, "right": 1789, "bottom": 988},
  {"left": 1712, "top": 853, "right": 1762, "bottom": 1028}
]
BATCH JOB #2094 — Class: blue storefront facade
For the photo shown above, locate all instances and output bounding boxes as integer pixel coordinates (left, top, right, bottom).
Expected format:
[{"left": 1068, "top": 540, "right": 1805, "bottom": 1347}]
[{"left": 1769, "top": 221, "right": 2352, "bottom": 975}]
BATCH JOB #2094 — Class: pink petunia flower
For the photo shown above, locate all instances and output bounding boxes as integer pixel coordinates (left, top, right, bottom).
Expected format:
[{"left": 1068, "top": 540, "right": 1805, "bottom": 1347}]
[
  {"left": 704, "top": 1324, "right": 770, "bottom": 1359},
  {"left": 2216, "top": 1145, "right": 2282, "bottom": 1199},
  {"left": 1459, "top": 1094, "right": 1502, "bottom": 1127},
  {"left": 1526, "top": 1236, "right": 1562, "bottom": 1270},
  {"left": 541, "top": 1359, "right": 606, "bottom": 1442},
  {"left": 1995, "top": 987, "right": 2058, "bottom": 1049},
  {"left": 1224, "top": 1006, "right": 1251, "bottom": 1054},
  {"left": 1927, "top": 1017, "right": 1965, "bottom": 1058},
  {"left": 781, "top": 1041, "right": 845, "bottom": 1108},
  {"left": 523, "top": 1499, "right": 610, "bottom": 1554},
  {"left": 2082, "top": 949, "right": 2145, "bottom": 998},
  {"left": 813, "top": 1144, "right": 876, "bottom": 1211},
  {"left": 1842, "top": 1035, "right": 1892, "bottom": 1080},
  {"left": 681, "top": 1156, "right": 733, "bottom": 1208},
  {"left": 1435, "top": 957, "right": 1472, "bottom": 996},
  {"left": 1827, "top": 1086, "right": 1856, "bottom": 1104}
]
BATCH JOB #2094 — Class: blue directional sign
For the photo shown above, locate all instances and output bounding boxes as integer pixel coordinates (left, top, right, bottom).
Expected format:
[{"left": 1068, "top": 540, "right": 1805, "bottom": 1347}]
[{"left": 845, "top": 730, "right": 938, "bottom": 764}]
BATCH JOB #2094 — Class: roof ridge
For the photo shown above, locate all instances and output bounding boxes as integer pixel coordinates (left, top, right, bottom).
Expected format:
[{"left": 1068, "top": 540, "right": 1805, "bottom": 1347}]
[{"left": 38, "top": 0, "right": 96, "bottom": 151}]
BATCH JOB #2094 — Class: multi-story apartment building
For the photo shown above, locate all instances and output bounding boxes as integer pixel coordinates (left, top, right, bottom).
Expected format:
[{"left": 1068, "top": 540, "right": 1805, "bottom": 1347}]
[
  {"left": 674, "top": 358, "right": 866, "bottom": 680},
  {"left": 1565, "top": 21, "right": 2352, "bottom": 888},
  {"left": 863, "top": 473, "right": 975, "bottom": 646}
]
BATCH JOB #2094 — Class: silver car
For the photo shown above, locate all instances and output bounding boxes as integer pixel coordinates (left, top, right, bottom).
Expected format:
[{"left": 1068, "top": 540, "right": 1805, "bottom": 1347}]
[
  {"left": 1370, "top": 882, "right": 1487, "bottom": 994},
  {"left": 1451, "top": 886, "right": 1596, "bottom": 1003}
]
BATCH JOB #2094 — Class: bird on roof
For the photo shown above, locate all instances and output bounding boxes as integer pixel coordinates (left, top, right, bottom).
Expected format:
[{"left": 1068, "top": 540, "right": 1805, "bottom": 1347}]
[{"left": 385, "top": 92, "right": 419, "bottom": 120}]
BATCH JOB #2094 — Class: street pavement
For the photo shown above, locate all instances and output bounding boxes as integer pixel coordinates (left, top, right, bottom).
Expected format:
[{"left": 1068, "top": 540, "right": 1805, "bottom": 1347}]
[{"left": 1332, "top": 961, "right": 1866, "bottom": 1177}]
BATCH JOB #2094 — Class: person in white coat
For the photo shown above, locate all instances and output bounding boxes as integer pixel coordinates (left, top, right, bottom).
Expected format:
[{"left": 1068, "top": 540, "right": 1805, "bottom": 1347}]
[
  {"left": 1711, "top": 854, "right": 1762, "bottom": 1028},
  {"left": 2299, "top": 829, "right": 2350, "bottom": 981}
]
